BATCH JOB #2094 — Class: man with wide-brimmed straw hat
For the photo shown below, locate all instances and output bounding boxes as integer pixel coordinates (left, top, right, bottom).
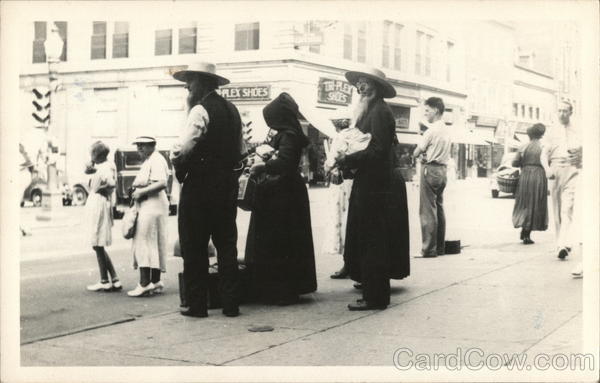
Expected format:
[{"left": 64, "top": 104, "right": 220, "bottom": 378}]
[
  {"left": 334, "top": 66, "right": 410, "bottom": 311},
  {"left": 171, "top": 62, "right": 244, "bottom": 318}
]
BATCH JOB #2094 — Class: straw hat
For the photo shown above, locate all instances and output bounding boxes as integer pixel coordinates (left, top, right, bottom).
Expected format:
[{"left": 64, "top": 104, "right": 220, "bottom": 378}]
[
  {"left": 172, "top": 62, "right": 230, "bottom": 86},
  {"left": 345, "top": 67, "right": 396, "bottom": 98},
  {"left": 132, "top": 136, "right": 156, "bottom": 145}
]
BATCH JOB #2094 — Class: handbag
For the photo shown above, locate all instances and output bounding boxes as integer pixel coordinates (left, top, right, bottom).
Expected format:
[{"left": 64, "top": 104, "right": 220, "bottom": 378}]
[
  {"left": 237, "top": 170, "right": 258, "bottom": 211},
  {"left": 122, "top": 200, "right": 138, "bottom": 239}
]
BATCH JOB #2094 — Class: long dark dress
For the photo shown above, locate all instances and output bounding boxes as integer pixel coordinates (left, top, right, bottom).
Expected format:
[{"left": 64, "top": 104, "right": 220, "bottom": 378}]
[
  {"left": 512, "top": 140, "right": 548, "bottom": 231},
  {"left": 340, "top": 99, "right": 410, "bottom": 307},
  {"left": 244, "top": 93, "right": 317, "bottom": 303}
]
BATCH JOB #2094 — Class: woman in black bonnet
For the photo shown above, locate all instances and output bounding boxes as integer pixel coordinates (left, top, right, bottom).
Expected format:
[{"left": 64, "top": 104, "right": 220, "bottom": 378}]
[{"left": 245, "top": 92, "right": 317, "bottom": 305}]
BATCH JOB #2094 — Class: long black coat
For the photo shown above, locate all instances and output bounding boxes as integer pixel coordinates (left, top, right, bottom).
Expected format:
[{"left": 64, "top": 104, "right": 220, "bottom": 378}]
[
  {"left": 244, "top": 93, "right": 317, "bottom": 303},
  {"left": 341, "top": 98, "right": 410, "bottom": 306}
]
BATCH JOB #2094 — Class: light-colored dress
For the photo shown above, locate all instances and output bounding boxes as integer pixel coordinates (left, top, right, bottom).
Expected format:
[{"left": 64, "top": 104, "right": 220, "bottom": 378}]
[
  {"left": 131, "top": 151, "right": 169, "bottom": 272},
  {"left": 86, "top": 161, "right": 116, "bottom": 247}
]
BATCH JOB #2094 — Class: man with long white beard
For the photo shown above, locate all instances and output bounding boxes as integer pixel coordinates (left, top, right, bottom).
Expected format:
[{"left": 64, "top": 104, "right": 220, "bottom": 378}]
[{"left": 335, "top": 67, "right": 410, "bottom": 311}]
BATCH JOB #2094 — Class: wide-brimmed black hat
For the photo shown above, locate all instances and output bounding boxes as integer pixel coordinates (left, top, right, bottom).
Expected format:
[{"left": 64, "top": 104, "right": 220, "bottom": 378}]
[
  {"left": 345, "top": 67, "right": 396, "bottom": 98},
  {"left": 172, "top": 62, "right": 230, "bottom": 86}
]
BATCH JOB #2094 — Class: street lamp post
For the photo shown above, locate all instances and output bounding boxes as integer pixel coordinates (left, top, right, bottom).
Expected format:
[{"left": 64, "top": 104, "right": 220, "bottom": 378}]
[{"left": 36, "top": 23, "right": 64, "bottom": 221}]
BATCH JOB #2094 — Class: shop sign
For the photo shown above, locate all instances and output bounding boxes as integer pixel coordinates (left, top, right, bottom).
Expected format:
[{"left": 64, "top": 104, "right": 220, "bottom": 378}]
[
  {"left": 217, "top": 85, "right": 271, "bottom": 101},
  {"left": 317, "top": 78, "right": 353, "bottom": 106}
]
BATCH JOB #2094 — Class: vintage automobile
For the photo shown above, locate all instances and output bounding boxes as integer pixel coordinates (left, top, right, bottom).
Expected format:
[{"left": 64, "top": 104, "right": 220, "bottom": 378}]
[
  {"left": 113, "top": 148, "right": 178, "bottom": 217},
  {"left": 490, "top": 151, "right": 520, "bottom": 198},
  {"left": 21, "top": 170, "right": 73, "bottom": 207}
]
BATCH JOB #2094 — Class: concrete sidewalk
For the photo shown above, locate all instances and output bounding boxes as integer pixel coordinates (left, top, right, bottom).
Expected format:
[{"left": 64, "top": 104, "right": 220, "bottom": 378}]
[{"left": 21, "top": 238, "right": 583, "bottom": 367}]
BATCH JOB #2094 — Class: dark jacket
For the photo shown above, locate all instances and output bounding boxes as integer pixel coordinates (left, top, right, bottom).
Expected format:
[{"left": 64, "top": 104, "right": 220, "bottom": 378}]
[
  {"left": 244, "top": 93, "right": 317, "bottom": 302},
  {"left": 340, "top": 98, "right": 410, "bottom": 305}
]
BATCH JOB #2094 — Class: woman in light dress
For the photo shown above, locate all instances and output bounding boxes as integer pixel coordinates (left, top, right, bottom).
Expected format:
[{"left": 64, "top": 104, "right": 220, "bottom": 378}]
[
  {"left": 86, "top": 141, "right": 122, "bottom": 292},
  {"left": 127, "top": 136, "right": 169, "bottom": 297}
]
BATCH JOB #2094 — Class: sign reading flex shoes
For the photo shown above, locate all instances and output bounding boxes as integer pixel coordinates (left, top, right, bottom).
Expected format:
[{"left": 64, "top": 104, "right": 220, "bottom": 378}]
[
  {"left": 218, "top": 85, "right": 271, "bottom": 101},
  {"left": 318, "top": 78, "right": 353, "bottom": 106}
]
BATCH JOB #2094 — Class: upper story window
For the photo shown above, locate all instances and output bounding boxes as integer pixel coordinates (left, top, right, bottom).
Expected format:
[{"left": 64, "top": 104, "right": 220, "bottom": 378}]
[
  {"left": 155, "top": 29, "right": 173, "bottom": 55},
  {"left": 513, "top": 103, "right": 518, "bottom": 117},
  {"left": 33, "top": 21, "right": 67, "bottom": 63},
  {"left": 33, "top": 22, "right": 47, "bottom": 63},
  {"left": 393, "top": 24, "right": 403, "bottom": 71},
  {"left": 304, "top": 21, "right": 322, "bottom": 54},
  {"left": 235, "top": 22, "right": 259, "bottom": 51},
  {"left": 356, "top": 22, "right": 366, "bottom": 63},
  {"left": 343, "top": 23, "right": 353, "bottom": 60},
  {"left": 381, "top": 21, "right": 391, "bottom": 68},
  {"left": 446, "top": 41, "right": 454, "bottom": 82},
  {"left": 113, "top": 22, "right": 129, "bottom": 58},
  {"left": 415, "top": 31, "right": 432, "bottom": 77},
  {"left": 178, "top": 27, "right": 197, "bottom": 54},
  {"left": 91, "top": 22, "right": 107, "bottom": 60}
]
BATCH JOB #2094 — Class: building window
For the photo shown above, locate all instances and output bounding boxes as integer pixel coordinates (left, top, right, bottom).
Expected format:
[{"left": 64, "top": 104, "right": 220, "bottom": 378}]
[
  {"left": 155, "top": 29, "right": 172, "bottom": 55},
  {"left": 415, "top": 31, "right": 423, "bottom": 75},
  {"left": 390, "top": 104, "right": 411, "bottom": 131},
  {"left": 343, "top": 23, "right": 353, "bottom": 60},
  {"left": 93, "top": 88, "right": 118, "bottom": 137},
  {"left": 113, "top": 22, "right": 129, "bottom": 58},
  {"left": 55, "top": 22, "right": 68, "bottom": 61},
  {"left": 513, "top": 103, "right": 518, "bottom": 117},
  {"left": 536, "top": 107, "right": 540, "bottom": 120},
  {"left": 528, "top": 106, "right": 533, "bottom": 119},
  {"left": 424, "top": 34, "right": 432, "bottom": 76},
  {"left": 235, "top": 22, "right": 259, "bottom": 51},
  {"left": 33, "top": 21, "right": 47, "bottom": 63},
  {"left": 446, "top": 41, "right": 454, "bottom": 82},
  {"left": 357, "top": 22, "right": 366, "bottom": 63},
  {"left": 393, "top": 24, "right": 402, "bottom": 71},
  {"left": 521, "top": 105, "right": 525, "bottom": 117},
  {"left": 305, "top": 21, "right": 322, "bottom": 54},
  {"left": 179, "top": 27, "right": 197, "bottom": 54},
  {"left": 382, "top": 21, "right": 391, "bottom": 68},
  {"left": 91, "top": 22, "right": 107, "bottom": 60},
  {"left": 33, "top": 22, "right": 67, "bottom": 63}
]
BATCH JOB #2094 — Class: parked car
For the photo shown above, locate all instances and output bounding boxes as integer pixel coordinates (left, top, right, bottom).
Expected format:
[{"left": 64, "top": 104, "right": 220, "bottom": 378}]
[
  {"left": 21, "top": 171, "right": 74, "bottom": 207},
  {"left": 490, "top": 152, "right": 520, "bottom": 198},
  {"left": 113, "top": 148, "right": 178, "bottom": 218}
]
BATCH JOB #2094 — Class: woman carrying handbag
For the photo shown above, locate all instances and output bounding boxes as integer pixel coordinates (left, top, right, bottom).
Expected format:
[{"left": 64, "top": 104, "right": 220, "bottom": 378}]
[{"left": 127, "top": 136, "right": 170, "bottom": 297}]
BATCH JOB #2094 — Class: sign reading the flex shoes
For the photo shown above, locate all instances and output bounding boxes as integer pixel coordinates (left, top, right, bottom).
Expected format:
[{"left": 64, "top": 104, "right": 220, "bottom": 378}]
[
  {"left": 217, "top": 85, "right": 271, "bottom": 101},
  {"left": 318, "top": 78, "right": 353, "bottom": 106}
]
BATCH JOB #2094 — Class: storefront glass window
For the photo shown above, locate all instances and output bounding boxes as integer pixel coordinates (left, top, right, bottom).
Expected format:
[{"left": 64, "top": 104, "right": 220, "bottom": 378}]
[{"left": 390, "top": 104, "right": 411, "bottom": 131}]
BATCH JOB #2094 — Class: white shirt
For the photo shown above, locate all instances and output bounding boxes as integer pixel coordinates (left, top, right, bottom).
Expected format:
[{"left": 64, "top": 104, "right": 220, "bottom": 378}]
[
  {"left": 170, "top": 104, "right": 209, "bottom": 164},
  {"left": 418, "top": 120, "right": 452, "bottom": 165}
]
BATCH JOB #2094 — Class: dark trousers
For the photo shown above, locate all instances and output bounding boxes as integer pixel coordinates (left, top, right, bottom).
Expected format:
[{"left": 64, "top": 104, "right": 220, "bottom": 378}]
[
  {"left": 419, "top": 164, "right": 447, "bottom": 256},
  {"left": 178, "top": 174, "right": 239, "bottom": 313}
]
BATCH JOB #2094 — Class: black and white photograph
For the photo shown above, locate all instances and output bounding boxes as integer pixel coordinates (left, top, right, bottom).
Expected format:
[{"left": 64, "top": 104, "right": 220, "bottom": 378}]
[{"left": 1, "top": 1, "right": 598, "bottom": 382}]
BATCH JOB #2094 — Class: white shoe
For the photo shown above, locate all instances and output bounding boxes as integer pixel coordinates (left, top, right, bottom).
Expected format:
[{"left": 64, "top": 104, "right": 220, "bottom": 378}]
[
  {"left": 111, "top": 280, "right": 123, "bottom": 291},
  {"left": 87, "top": 281, "right": 112, "bottom": 292},
  {"left": 571, "top": 263, "right": 583, "bottom": 279},
  {"left": 153, "top": 281, "right": 165, "bottom": 294},
  {"left": 127, "top": 283, "right": 155, "bottom": 297}
]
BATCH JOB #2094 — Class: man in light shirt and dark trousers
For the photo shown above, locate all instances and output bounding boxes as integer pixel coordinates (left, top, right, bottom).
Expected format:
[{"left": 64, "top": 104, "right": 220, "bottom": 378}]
[
  {"left": 171, "top": 62, "right": 245, "bottom": 318},
  {"left": 413, "top": 97, "right": 452, "bottom": 258}
]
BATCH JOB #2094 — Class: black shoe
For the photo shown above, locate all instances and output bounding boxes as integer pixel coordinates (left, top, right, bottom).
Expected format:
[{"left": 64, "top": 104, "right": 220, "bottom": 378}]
[
  {"left": 422, "top": 254, "right": 438, "bottom": 258},
  {"left": 222, "top": 307, "right": 240, "bottom": 317},
  {"left": 520, "top": 230, "right": 525, "bottom": 240},
  {"left": 523, "top": 237, "right": 534, "bottom": 245},
  {"left": 353, "top": 283, "right": 363, "bottom": 290},
  {"left": 347, "top": 301, "right": 387, "bottom": 311},
  {"left": 180, "top": 307, "right": 208, "bottom": 318},
  {"left": 558, "top": 248, "right": 569, "bottom": 260},
  {"left": 330, "top": 267, "right": 349, "bottom": 279}
]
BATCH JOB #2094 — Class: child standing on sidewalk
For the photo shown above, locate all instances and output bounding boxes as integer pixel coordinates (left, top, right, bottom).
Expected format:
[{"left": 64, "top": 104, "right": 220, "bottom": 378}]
[{"left": 85, "top": 141, "right": 122, "bottom": 292}]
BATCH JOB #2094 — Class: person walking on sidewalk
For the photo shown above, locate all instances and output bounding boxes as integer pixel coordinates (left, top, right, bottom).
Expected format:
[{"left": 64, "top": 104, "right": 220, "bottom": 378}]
[
  {"left": 127, "top": 136, "right": 169, "bottom": 297},
  {"left": 511, "top": 123, "right": 549, "bottom": 244},
  {"left": 245, "top": 93, "right": 317, "bottom": 306},
  {"left": 171, "top": 62, "right": 244, "bottom": 318},
  {"left": 335, "top": 67, "right": 409, "bottom": 311},
  {"left": 85, "top": 141, "right": 122, "bottom": 292},
  {"left": 413, "top": 97, "right": 452, "bottom": 258},
  {"left": 544, "top": 101, "right": 582, "bottom": 260}
]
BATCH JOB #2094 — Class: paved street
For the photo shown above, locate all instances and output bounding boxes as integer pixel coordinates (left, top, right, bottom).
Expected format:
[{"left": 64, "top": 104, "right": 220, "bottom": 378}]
[{"left": 19, "top": 179, "right": 585, "bottom": 370}]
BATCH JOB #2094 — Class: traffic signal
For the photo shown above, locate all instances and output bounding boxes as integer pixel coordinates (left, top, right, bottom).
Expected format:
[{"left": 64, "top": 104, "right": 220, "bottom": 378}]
[{"left": 32, "top": 86, "right": 51, "bottom": 128}]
